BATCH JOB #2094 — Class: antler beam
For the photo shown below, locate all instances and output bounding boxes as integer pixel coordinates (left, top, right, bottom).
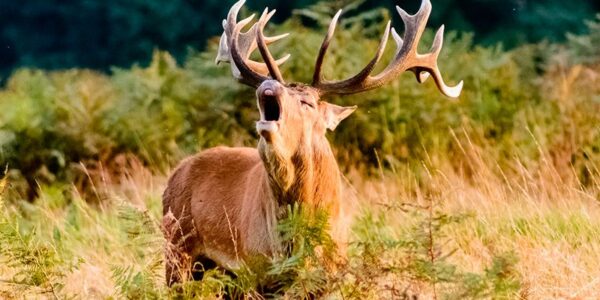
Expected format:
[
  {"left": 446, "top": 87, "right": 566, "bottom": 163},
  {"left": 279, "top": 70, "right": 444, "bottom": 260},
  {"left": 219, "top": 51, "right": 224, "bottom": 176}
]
[{"left": 312, "top": 0, "right": 463, "bottom": 98}]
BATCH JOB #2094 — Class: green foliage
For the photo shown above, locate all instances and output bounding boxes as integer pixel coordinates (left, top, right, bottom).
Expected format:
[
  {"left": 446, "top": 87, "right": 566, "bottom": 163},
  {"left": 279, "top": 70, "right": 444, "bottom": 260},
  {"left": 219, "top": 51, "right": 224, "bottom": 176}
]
[
  {"left": 168, "top": 205, "right": 338, "bottom": 298},
  {"left": 0, "top": 50, "right": 256, "bottom": 194},
  {"left": 447, "top": 252, "right": 520, "bottom": 299},
  {"left": 278, "top": 204, "right": 335, "bottom": 257},
  {"left": 346, "top": 203, "right": 520, "bottom": 299},
  {"left": 0, "top": 179, "right": 80, "bottom": 298},
  {"left": 73, "top": 193, "right": 523, "bottom": 298},
  {"left": 2, "top": 6, "right": 600, "bottom": 198},
  {"left": 293, "top": 0, "right": 389, "bottom": 30},
  {"left": 263, "top": 205, "right": 335, "bottom": 298},
  {"left": 112, "top": 204, "right": 164, "bottom": 299},
  {"left": 567, "top": 14, "right": 600, "bottom": 64}
]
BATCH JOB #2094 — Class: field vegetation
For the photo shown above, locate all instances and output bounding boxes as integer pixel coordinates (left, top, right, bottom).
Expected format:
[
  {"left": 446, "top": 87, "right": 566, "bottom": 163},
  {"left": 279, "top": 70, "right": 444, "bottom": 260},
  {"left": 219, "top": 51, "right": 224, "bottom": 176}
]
[{"left": 0, "top": 3, "right": 599, "bottom": 299}]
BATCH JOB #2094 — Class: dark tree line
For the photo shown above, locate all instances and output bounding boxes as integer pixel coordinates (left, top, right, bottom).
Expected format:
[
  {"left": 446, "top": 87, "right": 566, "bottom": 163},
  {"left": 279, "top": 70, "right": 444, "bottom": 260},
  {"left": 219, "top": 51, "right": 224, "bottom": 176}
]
[{"left": 0, "top": 0, "right": 598, "bottom": 78}]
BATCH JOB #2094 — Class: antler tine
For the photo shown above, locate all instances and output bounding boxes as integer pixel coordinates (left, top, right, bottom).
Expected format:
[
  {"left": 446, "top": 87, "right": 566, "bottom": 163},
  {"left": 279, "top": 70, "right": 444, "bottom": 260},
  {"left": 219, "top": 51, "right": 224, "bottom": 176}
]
[
  {"left": 256, "top": 8, "right": 287, "bottom": 83},
  {"left": 312, "top": 9, "right": 342, "bottom": 86},
  {"left": 368, "top": 0, "right": 432, "bottom": 86},
  {"left": 390, "top": 2, "right": 463, "bottom": 97},
  {"left": 397, "top": 2, "right": 431, "bottom": 85},
  {"left": 391, "top": 27, "right": 404, "bottom": 54},
  {"left": 230, "top": 13, "right": 270, "bottom": 87},
  {"left": 392, "top": 26, "right": 429, "bottom": 84},
  {"left": 394, "top": 0, "right": 431, "bottom": 56},
  {"left": 216, "top": 0, "right": 290, "bottom": 86},
  {"left": 416, "top": 24, "right": 464, "bottom": 98},
  {"left": 312, "top": 0, "right": 463, "bottom": 98}
]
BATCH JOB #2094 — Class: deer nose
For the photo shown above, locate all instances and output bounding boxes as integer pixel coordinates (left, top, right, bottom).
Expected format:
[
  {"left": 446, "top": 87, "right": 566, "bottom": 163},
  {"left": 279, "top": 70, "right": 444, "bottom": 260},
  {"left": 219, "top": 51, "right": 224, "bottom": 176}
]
[{"left": 257, "top": 80, "right": 284, "bottom": 98}]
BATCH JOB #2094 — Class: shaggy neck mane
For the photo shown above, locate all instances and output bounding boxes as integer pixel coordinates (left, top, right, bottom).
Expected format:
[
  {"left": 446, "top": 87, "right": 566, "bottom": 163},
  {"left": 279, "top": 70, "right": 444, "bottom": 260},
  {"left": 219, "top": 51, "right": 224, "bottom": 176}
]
[{"left": 259, "top": 135, "right": 341, "bottom": 212}]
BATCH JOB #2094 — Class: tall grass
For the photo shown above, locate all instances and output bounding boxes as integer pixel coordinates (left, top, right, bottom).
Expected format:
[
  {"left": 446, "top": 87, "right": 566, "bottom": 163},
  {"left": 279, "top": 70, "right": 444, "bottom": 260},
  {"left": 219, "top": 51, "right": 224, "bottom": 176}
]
[{"left": 1, "top": 129, "right": 598, "bottom": 298}]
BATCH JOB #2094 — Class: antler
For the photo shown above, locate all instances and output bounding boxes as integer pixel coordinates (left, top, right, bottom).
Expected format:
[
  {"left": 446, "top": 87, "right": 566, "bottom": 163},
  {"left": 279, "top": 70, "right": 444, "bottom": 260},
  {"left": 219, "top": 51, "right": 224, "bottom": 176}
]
[
  {"left": 216, "top": 0, "right": 290, "bottom": 87},
  {"left": 256, "top": 9, "right": 285, "bottom": 83},
  {"left": 312, "top": 0, "right": 463, "bottom": 98}
]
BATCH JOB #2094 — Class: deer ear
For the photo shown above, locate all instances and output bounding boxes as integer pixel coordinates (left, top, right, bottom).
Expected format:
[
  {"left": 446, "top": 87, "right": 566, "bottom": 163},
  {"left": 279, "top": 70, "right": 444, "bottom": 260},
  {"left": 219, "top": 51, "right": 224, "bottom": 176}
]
[{"left": 319, "top": 102, "right": 357, "bottom": 131}]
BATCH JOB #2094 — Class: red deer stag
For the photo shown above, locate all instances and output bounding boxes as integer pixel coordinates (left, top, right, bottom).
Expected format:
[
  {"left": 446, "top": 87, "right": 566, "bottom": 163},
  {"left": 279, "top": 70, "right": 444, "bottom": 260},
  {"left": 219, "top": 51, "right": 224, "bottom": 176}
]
[{"left": 162, "top": 0, "right": 462, "bottom": 285}]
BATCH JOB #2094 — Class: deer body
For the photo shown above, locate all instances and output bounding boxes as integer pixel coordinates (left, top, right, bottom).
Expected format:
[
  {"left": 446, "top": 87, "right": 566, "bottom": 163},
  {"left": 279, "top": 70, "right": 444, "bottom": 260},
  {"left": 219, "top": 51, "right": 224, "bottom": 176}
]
[
  {"left": 163, "top": 137, "right": 347, "bottom": 260},
  {"left": 163, "top": 82, "right": 354, "bottom": 285},
  {"left": 163, "top": 0, "right": 462, "bottom": 286},
  {"left": 163, "top": 147, "right": 277, "bottom": 271}
]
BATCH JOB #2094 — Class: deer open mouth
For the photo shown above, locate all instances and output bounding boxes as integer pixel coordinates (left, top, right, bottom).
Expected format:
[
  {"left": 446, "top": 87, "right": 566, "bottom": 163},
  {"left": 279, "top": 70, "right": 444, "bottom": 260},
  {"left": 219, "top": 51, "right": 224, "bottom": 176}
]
[
  {"left": 259, "top": 90, "right": 281, "bottom": 122},
  {"left": 257, "top": 88, "right": 282, "bottom": 137}
]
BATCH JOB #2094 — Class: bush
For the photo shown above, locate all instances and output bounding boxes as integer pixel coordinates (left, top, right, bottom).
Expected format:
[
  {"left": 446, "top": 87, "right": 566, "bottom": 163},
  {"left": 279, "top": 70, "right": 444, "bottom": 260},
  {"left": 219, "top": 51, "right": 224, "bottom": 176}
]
[
  {"left": 183, "top": 202, "right": 522, "bottom": 299},
  {"left": 0, "top": 5, "right": 599, "bottom": 199}
]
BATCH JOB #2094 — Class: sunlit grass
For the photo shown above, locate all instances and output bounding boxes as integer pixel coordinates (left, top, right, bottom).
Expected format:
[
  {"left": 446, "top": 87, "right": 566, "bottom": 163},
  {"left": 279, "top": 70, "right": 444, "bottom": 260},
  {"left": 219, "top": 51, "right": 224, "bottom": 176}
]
[{"left": 1, "top": 130, "right": 598, "bottom": 298}]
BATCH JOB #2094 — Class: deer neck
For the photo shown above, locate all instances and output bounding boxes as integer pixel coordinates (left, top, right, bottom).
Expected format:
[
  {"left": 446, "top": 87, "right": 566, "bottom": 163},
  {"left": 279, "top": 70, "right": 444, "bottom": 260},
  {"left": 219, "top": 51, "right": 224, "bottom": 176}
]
[{"left": 258, "top": 136, "right": 341, "bottom": 210}]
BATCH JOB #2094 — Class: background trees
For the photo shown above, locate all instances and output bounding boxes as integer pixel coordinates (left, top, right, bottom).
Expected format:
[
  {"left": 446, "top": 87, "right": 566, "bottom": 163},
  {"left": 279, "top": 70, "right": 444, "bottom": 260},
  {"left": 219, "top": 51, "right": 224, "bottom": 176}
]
[{"left": 1, "top": 0, "right": 599, "bottom": 78}]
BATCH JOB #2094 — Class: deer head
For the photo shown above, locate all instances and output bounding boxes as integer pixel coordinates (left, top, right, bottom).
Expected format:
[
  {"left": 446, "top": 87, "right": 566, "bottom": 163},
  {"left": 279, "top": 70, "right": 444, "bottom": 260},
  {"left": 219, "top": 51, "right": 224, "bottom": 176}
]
[{"left": 216, "top": 0, "right": 463, "bottom": 192}]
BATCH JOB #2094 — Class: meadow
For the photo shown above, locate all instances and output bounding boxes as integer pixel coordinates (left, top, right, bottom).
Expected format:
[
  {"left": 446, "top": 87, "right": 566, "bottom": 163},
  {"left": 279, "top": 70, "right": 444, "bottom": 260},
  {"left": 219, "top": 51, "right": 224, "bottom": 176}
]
[{"left": 0, "top": 4, "right": 599, "bottom": 299}]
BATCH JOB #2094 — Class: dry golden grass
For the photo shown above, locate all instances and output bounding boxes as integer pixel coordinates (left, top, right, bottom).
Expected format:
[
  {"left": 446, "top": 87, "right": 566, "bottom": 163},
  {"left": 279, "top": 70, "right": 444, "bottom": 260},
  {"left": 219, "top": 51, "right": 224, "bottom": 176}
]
[
  {"left": 356, "top": 168, "right": 600, "bottom": 299},
  {"left": 1, "top": 127, "right": 599, "bottom": 299},
  {"left": 351, "top": 127, "right": 600, "bottom": 299}
]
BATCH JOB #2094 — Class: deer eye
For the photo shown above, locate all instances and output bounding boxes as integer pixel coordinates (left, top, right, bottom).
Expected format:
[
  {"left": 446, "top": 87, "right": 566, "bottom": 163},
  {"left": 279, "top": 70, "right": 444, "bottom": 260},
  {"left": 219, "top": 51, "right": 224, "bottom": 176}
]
[{"left": 300, "top": 99, "right": 314, "bottom": 108}]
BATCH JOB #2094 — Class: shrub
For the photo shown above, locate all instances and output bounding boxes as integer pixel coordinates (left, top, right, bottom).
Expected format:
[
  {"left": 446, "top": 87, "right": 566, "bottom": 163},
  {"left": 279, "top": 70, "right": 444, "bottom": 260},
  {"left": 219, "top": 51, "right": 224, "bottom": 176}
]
[
  {"left": 107, "top": 197, "right": 521, "bottom": 299},
  {"left": 0, "top": 4, "right": 598, "bottom": 200},
  {"left": 0, "top": 173, "right": 81, "bottom": 298}
]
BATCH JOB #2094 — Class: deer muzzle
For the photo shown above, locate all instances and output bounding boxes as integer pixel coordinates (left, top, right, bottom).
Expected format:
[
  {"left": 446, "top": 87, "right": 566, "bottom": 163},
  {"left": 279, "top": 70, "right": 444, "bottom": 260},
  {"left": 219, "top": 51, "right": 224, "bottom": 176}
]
[{"left": 256, "top": 80, "right": 283, "bottom": 140}]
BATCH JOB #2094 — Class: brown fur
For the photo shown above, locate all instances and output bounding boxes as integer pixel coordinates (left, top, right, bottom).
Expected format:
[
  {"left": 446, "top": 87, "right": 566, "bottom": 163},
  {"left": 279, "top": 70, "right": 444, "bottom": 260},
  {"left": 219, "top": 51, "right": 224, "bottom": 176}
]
[{"left": 162, "top": 81, "right": 356, "bottom": 285}]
